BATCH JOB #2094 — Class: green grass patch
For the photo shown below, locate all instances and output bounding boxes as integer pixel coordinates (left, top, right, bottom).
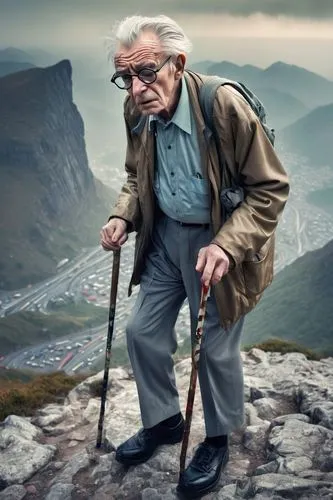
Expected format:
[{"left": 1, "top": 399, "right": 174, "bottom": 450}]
[
  {"left": 0, "top": 368, "right": 87, "bottom": 421},
  {"left": 243, "top": 338, "right": 322, "bottom": 360}
]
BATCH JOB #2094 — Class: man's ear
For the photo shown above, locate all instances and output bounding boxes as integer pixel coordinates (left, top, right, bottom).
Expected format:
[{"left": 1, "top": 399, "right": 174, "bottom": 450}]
[{"left": 175, "top": 54, "right": 186, "bottom": 79}]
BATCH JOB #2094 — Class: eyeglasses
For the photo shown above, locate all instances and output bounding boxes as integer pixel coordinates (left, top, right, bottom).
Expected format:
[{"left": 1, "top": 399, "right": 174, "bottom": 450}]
[{"left": 111, "top": 56, "right": 172, "bottom": 90}]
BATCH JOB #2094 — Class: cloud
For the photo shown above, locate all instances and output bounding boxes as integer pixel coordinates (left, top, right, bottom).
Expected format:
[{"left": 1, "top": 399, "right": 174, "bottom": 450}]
[
  {"left": 165, "top": 0, "right": 333, "bottom": 19},
  {"left": 1, "top": 0, "right": 333, "bottom": 20}
]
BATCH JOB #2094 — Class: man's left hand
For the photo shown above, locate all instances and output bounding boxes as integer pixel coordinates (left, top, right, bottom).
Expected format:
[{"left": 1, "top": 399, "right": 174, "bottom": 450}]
[{"left": 195, "top": 244, "right": 230, "bottom": 286}]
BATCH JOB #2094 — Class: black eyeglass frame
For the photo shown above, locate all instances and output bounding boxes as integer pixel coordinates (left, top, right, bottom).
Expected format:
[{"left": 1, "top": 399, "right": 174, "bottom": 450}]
[{"left": 111, "top": 55, "right": 172, "bottom": 90}]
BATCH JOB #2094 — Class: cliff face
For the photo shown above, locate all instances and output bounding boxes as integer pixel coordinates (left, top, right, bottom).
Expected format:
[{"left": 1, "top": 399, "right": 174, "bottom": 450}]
[{"left": 0, "top": 60, "right": 115, "bottom": 289}]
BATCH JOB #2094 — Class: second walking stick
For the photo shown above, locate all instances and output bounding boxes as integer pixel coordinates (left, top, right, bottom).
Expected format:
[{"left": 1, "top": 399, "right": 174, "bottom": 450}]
[{"left": 179, "top": 283, "right": 210, "bottom": 475}]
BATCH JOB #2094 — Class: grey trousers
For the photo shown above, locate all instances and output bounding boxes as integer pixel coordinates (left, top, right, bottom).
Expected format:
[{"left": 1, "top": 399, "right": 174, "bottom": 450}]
[{"left": 126, "top": 213, "right": 245, "bottom": 436}]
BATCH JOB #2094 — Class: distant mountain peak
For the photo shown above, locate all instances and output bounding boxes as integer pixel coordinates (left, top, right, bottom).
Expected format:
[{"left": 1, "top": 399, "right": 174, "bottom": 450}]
[
  {"left": 0, "top": 59, "right": 73, "bottom": 107},
  {"left": 0, "top": 47, "right": 33, "bottom": 63},
  {"left": 45, "top": 59, "right": 72, "bottom": 79},
  {"left": 264, "top": 61, "right": 332, "bottom": 82}
]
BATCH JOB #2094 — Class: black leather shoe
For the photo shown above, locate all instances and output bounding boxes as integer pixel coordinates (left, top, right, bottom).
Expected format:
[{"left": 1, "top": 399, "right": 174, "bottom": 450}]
[
  {"left": 115, "top": 415, "right": 184, "bottom": 465},
  {"left": 177, "top": 441, "right": 229, "bottom": 498}
]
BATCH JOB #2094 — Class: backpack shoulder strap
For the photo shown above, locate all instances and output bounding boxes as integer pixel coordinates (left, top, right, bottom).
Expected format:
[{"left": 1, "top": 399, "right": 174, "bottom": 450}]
[
  {"left": 198, "top": 76, "right": 230, "bottom": 131},
  {"left": 199, "top": 76, "right": 259, "bottom": 128},
  {"left": 199, "top": 76, "right": 275, "bottom": 145},
  {"left": 197, "top": 76, "right": 240, "bottom": 186}
]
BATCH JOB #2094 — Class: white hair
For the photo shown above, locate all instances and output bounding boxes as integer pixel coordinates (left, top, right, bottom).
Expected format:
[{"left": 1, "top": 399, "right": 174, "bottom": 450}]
[{"left": 106, "top": 15, "right": 193, "bottom": 61}]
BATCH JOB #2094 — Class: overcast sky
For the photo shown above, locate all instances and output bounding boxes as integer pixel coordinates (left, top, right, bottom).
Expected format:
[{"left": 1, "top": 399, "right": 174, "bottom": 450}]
[{"left": 1, "top": 0, "right": 333, "bottom": 78}]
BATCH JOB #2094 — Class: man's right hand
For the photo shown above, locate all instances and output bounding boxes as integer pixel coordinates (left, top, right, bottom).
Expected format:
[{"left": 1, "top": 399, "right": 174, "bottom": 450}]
[{"left": 100, "top": 218, "right": 128, "bottom": 251}]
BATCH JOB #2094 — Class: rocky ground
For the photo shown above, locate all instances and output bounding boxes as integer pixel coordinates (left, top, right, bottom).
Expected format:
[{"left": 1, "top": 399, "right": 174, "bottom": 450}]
[{"left": 1, "top": 348, "right": 333, "bottom": 499}]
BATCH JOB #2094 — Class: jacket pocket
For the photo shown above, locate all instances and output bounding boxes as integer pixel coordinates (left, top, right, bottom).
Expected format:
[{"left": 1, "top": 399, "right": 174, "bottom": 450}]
[{"left": 242, "top": 237, "right": 275, "bottom": 296}]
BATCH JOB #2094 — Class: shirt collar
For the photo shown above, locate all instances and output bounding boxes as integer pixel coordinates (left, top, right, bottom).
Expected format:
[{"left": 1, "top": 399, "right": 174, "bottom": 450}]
[{"left": 149, "top": 77, "right": 192, "bottom": 135}]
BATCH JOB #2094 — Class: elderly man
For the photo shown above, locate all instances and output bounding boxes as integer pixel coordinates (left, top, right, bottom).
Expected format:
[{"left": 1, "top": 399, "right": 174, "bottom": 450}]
[{"left": 100, "top": 14, "right": 289, "bottom": 498}]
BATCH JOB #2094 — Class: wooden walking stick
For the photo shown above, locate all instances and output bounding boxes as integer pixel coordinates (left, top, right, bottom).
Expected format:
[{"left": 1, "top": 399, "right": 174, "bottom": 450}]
[
  {"left": 179, "top": 283, "right": 210, "bottom": 475},
  {"left": 96, "top": 248, "right": 121, "bottom": 448}
]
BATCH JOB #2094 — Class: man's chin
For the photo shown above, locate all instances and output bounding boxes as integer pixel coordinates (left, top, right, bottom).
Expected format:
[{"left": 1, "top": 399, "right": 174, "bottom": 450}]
[{"left": 138, "top": 101, "right": 160, "bottom": 115}]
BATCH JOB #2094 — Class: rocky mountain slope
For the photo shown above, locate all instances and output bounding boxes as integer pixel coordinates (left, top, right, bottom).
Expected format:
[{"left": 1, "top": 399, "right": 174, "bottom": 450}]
[
  {"left": 279, "top": 103, "right": 333, "bottom": 167},
  {"left": 1, "top": 349, "right": 333, "bottom": 498},
  {"left": 0, "top": 60, "right": 115, "bottom": 289},
  {"left": 244, "top": 239, "right": 333, "bottom": 354}
]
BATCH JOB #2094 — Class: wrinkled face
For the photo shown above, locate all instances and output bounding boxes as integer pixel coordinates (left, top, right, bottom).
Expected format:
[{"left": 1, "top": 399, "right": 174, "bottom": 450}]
[{"left": 114, "top": 31, "right": 185, "bottom": 118}]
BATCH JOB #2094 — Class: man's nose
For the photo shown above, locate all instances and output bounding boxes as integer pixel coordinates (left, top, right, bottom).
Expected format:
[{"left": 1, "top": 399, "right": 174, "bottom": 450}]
[{"left": 131, "top": 76, "right": 147, "bottom": 96}]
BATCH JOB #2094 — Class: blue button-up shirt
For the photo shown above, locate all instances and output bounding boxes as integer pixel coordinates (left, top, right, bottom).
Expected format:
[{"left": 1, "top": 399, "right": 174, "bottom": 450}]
[{"left": 150, "top": 78, "right": 210, "bottom": 224}]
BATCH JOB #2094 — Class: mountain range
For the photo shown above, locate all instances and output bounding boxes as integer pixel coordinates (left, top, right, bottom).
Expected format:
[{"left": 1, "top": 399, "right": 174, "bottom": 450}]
[
  {"left": 190, "top": 59, "right": 333, "bottom": 167},
  {"left": 191, "top": 60, "right": 333, "bottom": 110},
  {"left": 0, "top": 47, "right": 56, "bottom": 67}
]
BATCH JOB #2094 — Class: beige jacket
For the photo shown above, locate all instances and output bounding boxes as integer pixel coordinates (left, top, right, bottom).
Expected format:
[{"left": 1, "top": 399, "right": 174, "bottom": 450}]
[{"left": 110, "top": 71, "right": 290, "bottom": 329}]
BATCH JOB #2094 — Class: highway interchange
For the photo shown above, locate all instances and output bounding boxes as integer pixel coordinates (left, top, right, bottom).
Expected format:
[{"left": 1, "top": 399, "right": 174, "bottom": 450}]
[{"left": 1, "top": 239, "right": 138, "bottom": 375}]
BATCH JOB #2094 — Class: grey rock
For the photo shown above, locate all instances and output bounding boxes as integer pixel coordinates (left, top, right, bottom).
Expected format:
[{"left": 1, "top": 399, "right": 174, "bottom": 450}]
[
  {"left": 238, "top": 473, "right": 333, "bottom": 497},
  {"left": 67, "top": 430, "right": 87, "bottom": 441},
  {"left": 297, "top": 380, "right": 333, "bottom": 427},
  {"left": 141, "top": 488, "right": 163, "bottom": 499},
  {"left": 0, "top": 428, "right": 55, "bottom": 486},
  {"left": 141, "top": 487, "right": 177, "bottom": 500},
  {"left": 91, "top": 452, "right": 123, "bottom": 485},
  {"left": 246, "top": 348, "right": 270, "bottom": 365},
  {"left": 42, "top": 423, "right": 77, "bottom": 436},
  {"left": 271, "top": 413, "right": 311, "bottom": 427},
  {"left": 244, "top": 403, "right": 263, "bottom": 426},
  {"left": 317, "top": 450, "right": 333, "bottom": 472},
  {"left": 49, "top": 450, "right": 89, "bottom": 486},
  {"left": 255, "top": 461, "right": 279, "bottom": 476},
  {"left": 277, "top": 456, "right": 313, "bottom": 474},
  {"left": 82, "top": 398, "right": 101, "bottom": 425},
  {"left": 32, "top": 406, "right": 73, "bottom": 429},
  {"left": 45, "top": 483, "right": 74, "bottom": 500},
  {"left": 67, "top": 440, "right": 79, "bottom": 448},
  {"left": 92, "top": 483, "right": 120, "bottom": 499},
  {"left": 312, "top": 402, "right": 333, "bottom": 430},
  {"left": 24, "top": 484, "right": 37, "bottom": 495},
  {"left": 0, "top": 485, "right": 26, "bottom": 500},
  {"left": 267, "top": 418, "right": 333, "bottom": 468},
  {"left": 67, "top": 368, "right": 129, "bottom": 406},
  {"left": 243, "top": 376, "right": 276, "bottom": 402},
  {"left": 2, "top": 416, "right": 41, "bottom": 440},
  {"left": 242, "top": 422, "right": 270, "bottom": 453},
  {"left": 48, "top": 462, "right": 65, "bottom": 472},
  {"left": 253, "top": 398, "right": 280, "bottom": 420},
  {"left": 298, "top": 469, "right": 326, "bottom": 480},
  {"left": 215, "top": 483, "right": 237, "bottom": 498}
]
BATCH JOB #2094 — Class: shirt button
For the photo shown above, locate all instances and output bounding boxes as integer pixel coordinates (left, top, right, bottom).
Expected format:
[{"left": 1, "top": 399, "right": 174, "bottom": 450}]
[
  {"left": 170, "top": 172, "right": 175, "bottom": 176},
  {"left": 172, "top": 192, "right": 176, "bottom": 196},
  {"left": 167, "top": 145, "right": 172, "bottom": 149}
]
